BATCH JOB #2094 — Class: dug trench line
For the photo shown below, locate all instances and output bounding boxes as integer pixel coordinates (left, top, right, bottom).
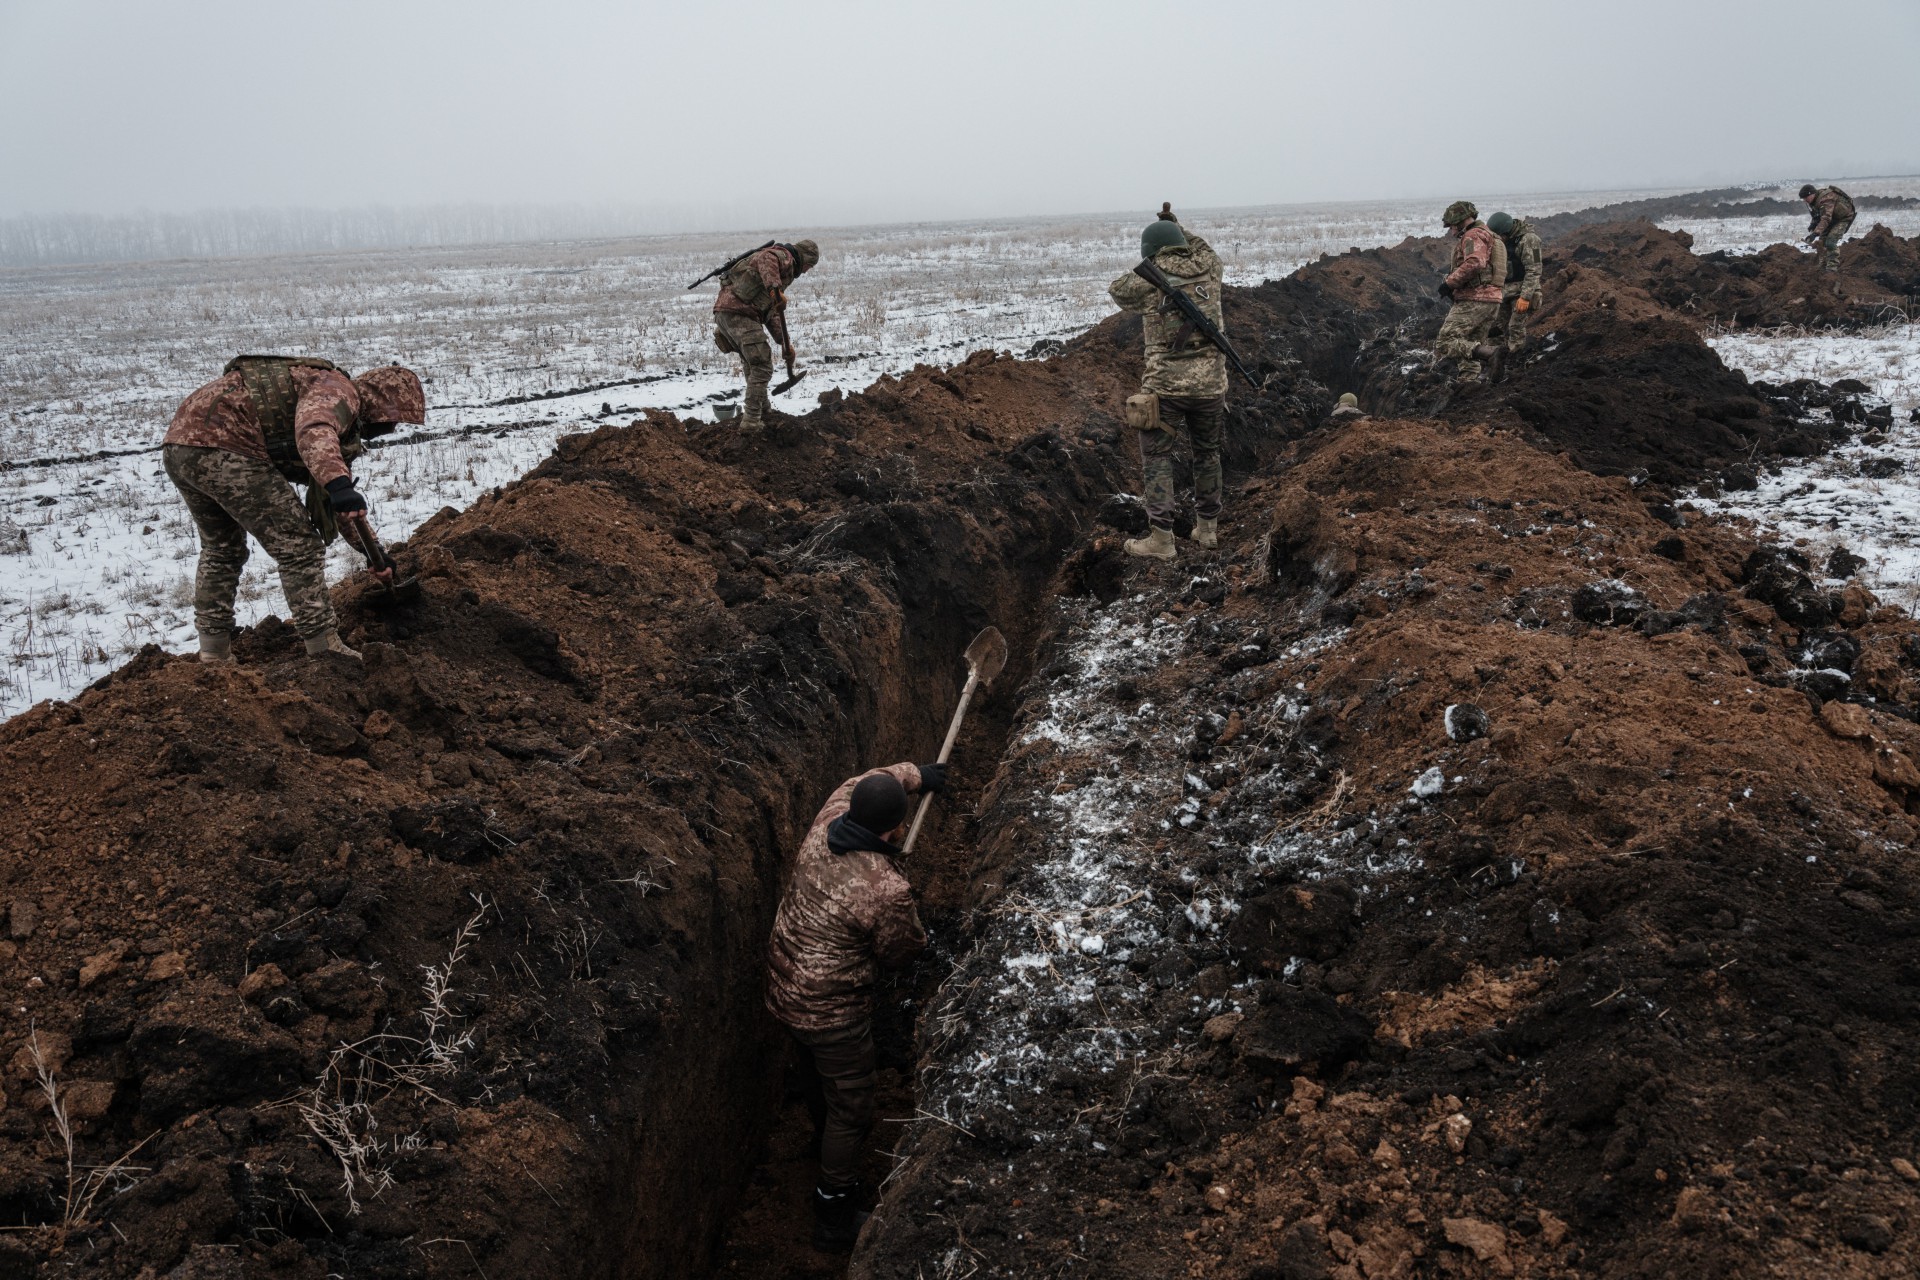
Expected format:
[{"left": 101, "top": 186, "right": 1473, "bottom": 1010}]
[{"left": 1, "top": 206, "right": 1914, "bottom": 1279}]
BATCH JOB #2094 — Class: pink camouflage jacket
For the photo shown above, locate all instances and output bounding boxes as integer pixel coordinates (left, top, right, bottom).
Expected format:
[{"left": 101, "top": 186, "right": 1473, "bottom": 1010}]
[
  {"left": 164, "top": 366, "right": 359, "bottom": 486},
  {"left": 714, "top": 244, "right": 799, "bottom": 320},
  {"left": 1444, "top": 224, "right": 1507, "bottom": 303},
  {"left": 765, "top": 763, "right": 929, "bottom": 1032}
]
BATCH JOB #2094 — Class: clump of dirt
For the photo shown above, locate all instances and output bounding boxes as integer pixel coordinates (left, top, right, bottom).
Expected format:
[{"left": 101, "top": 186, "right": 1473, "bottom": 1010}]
[
  {"left": 0, "top": 343, "right": 1169, "bottom": 1279},
  {"left": 858, "top": 418, "right": 1920, "bottom": 1279}
]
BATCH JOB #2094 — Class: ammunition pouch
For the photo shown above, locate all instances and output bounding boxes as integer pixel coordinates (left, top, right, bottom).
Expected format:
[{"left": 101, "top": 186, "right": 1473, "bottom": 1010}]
[{"left": 1124, "top": 392, "right": 1163, "bottom": 433}]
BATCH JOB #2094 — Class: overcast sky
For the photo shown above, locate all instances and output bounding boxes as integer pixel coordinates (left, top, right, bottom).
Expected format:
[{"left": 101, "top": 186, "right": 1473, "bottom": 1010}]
[{"left": 3, "top": 0, "right": 1916, "bottom": 224}]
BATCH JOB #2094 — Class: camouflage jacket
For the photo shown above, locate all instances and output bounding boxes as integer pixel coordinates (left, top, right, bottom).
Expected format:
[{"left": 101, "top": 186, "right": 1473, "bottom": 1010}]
[
  {"left": 164, "top": 365, "right": 357, "bottom": 486},
  {"left": 1500, "top": 220, "right": 1543, "bottom": 303},
  {"left": 715, "top": 244, "right": 799, "bottom": 322},
  {"left": 1444, "top": 223, "right": 1507, "bottom": 303},
  {"left": 1109, "top": 236, "right": 1229, "bottom": 398},
  {"left": 765, "top": 763, "right": 928, "bottom": 1031},
  {"left": 1808, "top": 187, "right": 1856, "bottom": 237}
]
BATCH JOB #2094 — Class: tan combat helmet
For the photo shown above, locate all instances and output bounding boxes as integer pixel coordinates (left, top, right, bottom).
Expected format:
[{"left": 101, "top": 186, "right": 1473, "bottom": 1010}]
[{"left": 1337, "top": 392, "right": 1358, "bottom": 408}]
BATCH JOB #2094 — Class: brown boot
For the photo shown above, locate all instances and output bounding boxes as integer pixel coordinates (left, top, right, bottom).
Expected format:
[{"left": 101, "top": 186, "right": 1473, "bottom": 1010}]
[
  {"left": 1471, "top": 343, "right": 1506, "bottom": 384},
  {"left": 1192, "top": 517, "right": 1219, "bottom": 549},
  {"left": 1124, "top": 527, "right": 1176, "bottom": 561},
  {"left": 196, "top": 633, "right": 234, "bottom": 665},
  {"left": 304, "top": 630, "right": 362, "bottom": 661}
]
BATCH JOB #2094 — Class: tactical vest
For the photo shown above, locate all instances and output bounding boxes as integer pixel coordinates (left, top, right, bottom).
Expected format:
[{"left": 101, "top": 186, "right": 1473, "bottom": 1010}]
[
  {"left": 1827, "top": 187, "right": 1856, "bottom": 221},
  {"left": 1503, "top": 231, "right": 1526, "bottom": 283},
  {"left": 722, "top": 247, "right": 790, "bottom": 314},
  {"left": 1483, "top": 232, "right": 1509, "bottom": 292},
  {"left": 223, "top": 355, "right": 363, "bottom": 485}
]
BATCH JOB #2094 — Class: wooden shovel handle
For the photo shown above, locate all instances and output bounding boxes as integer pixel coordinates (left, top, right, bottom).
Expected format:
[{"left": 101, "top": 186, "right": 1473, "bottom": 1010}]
[{"left": 900, "top": 672, "right": 981, "bottom": 857}]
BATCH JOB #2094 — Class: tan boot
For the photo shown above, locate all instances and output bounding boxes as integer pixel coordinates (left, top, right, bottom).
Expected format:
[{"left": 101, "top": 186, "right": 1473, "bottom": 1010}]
[
  {"left": 1124, "top": 527, "right": 1176, "bottom": 560},
  {"left": 1192, "top": 517, "right": 1219, "bottom": 549},
  {"left": 305, "top": 630, "right": 362, "bottom": 661},
  {"left": 197, "top": 633, "right": 234, "bottom": 665}
]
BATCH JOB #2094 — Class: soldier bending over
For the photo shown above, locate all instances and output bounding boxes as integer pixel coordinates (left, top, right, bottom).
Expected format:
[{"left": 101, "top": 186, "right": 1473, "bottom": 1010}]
[
  {"left": 1800, "top": 183, "right": 1856, "bottom": 274},
  {"left": 712, "top": 239, "right": 820, "bottom": 430}
]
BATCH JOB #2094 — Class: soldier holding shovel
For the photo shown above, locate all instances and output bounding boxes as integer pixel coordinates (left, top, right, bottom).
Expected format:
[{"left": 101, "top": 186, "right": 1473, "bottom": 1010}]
[
  {"left": 703, "top": 238, "right": 820, "bottom": 431},
  {"left": 763, "top": 628, "right": 1005, "bottom": 1251}
]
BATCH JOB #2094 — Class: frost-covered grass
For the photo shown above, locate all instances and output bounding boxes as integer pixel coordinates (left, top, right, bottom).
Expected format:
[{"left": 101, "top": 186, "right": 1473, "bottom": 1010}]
[
  {"left": 1701, "top": 323, "right": 1920, "bottom": 609},
  {"left": 0, "top": 182, "right": 1899, "bottom": 716}
]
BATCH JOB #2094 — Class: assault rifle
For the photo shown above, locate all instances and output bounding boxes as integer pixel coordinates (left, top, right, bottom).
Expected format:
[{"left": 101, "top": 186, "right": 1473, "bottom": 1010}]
[
  {"left": 1132, "top": 259, "right": 1261, "bottom": 390},
  {"left": 686, "top": 239, "right": 777, "bottom": 290}
]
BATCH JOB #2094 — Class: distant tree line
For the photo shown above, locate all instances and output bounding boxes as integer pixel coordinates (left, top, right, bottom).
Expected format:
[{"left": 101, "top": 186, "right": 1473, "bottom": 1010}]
[{"left": 0, "top": 203, "right": 776, "bottom": 267}]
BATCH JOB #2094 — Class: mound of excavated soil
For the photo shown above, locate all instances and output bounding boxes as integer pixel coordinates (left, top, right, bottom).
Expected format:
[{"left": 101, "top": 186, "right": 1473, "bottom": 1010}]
[
  {"left": 0, "top": 344, "right": 1174, "bottom": 1279},
  {"left": 859, "top": 418, "right": 1920, "bottom": 1279},
  {"left": 2, "top": 197, "right": 1911, "bottom": 1280}
]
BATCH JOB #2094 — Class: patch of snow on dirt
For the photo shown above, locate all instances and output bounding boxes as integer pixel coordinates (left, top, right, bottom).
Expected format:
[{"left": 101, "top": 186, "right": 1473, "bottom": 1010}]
[
  {"left": 917, "top": 586, "right": 1404, "bottom": 1141},
  {"left": 1701, "top": 328, "right": 1920, "bottom": 609}
]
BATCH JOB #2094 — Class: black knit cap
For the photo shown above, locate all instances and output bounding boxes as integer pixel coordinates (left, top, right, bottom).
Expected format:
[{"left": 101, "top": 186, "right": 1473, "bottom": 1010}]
[{"left": 847, "top": 773, "right": 909, "bottom": 834}]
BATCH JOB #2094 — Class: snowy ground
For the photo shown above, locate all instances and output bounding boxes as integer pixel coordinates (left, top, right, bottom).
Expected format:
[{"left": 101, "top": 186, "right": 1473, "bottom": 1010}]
[
  {"left": 1700, "top": 323, "right": 1920, "bottom": 610},
  {"left": 2, "top": 180, "right": 1911, "bottom": 717},
  {"left": 1658, "top": 177, "right": 1920, "bottom": 255}
]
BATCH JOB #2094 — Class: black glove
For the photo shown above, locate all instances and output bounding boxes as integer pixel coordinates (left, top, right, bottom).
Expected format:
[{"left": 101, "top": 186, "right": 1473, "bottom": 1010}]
[
  {"left": 324, "top": 477, "right": 367, "bottom": 513},
  {"left": 1438, "top": 280, "right": 1455, "bottom": 299},
  {"left": 917, "top": 762, "right": 949, "bottom": 794}
]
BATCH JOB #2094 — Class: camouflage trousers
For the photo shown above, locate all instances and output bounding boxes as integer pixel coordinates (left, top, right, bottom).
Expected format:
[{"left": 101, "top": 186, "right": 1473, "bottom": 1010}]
[
  {"left": 1818, "top": 218, "right": 1853, "bottom": 273},
  {"left": 791, "top": 1019, "right": 876, "bottom": 1191},
  {"left": 1490, "top": 295, "right": 1533, "bottom": 353},
  {"left": 1436, "top": 300, "right": 1502, "bottom": 380},
  {"left": 1139, "top": 395, "right": 1225, "bottom": 530},
  {"left": 163, "top": 444, "right": 335, "bottom": 642},
  {"left": 714, "top": 310, "right": 773, "bottom": 424}
]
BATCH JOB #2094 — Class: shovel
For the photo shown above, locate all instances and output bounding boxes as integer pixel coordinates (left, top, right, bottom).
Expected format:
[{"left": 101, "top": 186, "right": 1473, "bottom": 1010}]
[
  {"left": 772, "top": 369, "right": 808, "bottom": 397},
  {"left": 900, "top": 626, "right": 1009, "bottom": 857},
  {"left": 340, "top": 512, "right": 422, "bottom": 607}
]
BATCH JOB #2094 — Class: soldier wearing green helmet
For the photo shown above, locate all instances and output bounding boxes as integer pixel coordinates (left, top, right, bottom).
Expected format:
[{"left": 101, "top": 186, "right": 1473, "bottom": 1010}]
[
  {"left": 1108, "top": 203, "right": 1229, "bottom": 561},
  {"left": 1434, "top": 201, "right": 1508, "bottom": 387},
  {"left": 1485, "top": 211, "right": 1543, "bottom": 361}
]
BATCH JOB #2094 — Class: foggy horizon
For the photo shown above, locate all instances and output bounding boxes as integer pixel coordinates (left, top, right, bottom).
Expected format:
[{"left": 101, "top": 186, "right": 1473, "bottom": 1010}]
[{"left": 5, "top": 0, "right": 1915, "bottom": 231}]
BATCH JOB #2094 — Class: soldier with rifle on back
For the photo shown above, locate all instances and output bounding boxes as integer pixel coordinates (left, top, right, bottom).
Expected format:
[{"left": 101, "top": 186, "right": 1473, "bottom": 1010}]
[
  {"left": 1800, "top": 183, "right": 1856, "bottom": 275},
  {"left": 697, "top": 238, "right": 820, "bottom": 431},
  {"left": 1108, "top": 203, "right": 1259, "bottom": 562}
]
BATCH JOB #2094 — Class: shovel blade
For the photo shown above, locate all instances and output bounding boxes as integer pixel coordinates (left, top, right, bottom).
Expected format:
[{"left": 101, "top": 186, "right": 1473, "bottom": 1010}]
[
  {"left": 965, "top": 626, "right": 1009, "bottom": 685},
  {"left": 772, "top": 370, "right": 808, "bottom": 396}
]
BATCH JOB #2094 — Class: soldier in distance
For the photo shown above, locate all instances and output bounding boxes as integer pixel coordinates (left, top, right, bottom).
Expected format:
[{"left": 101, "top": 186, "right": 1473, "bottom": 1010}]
[
  {"left": 1800, "top": 183, "right": 1856, "bottom": 274},
  {"left": 712, "top": 239, "right": 820, "bottom": 430},
  {"left": 163, "top": 357, "right": 425, "bottom": 664},
  {"left": 765, "top": 761, "right": 948, "bottom": 1251},
  {"left": 1434, "top": 200, "right": 1508, "bottom": 388},
  {"left": 1485, "top": 211, "right": 1543, "bottom": 366},
  {"left": 1108, "top": 203, "right": 1229, "bottom": 562}
]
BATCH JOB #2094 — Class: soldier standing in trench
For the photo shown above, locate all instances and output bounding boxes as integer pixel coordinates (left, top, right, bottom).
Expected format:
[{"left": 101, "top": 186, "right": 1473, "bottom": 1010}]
[
  {"left": 712, "top": 239, "right": 820, "bottom": 431},
  {"left": 1434, "top": 200, "right": 1509, "bottom": 389},
  {"left": 1108, "top": 204, "right": 1229, "bottom": 562},
  {"left": 1485, "top": 211, "right": 1543, "bottom": 365},
  {"left": 765, "top": 760, "right": 947, "bottom": 1250},
  {"left": 1800, "top": 183, "right": 1856, "bottom": 274},
  {"left": 163, "top": 356, "right": 426, "bottom": 664}
]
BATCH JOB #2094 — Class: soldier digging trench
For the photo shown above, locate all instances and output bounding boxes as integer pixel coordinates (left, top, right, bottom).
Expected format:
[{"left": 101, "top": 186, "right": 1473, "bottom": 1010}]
[
  {"left": 1109, "top": 203, "right": 1230, "bottom": 562},
  {"left": 764, "top": 760, "right": 948, "bottom": 1251},
  {"left": 1434, "top": 199, "right": 1509, "bottom": 391},
  {"left": 162, "top": 356, "right": 426, "bottom": 664},
  {"left": 1800, "top": 182, "right": 1856, "bottom": 275},
  {"left": 709, "top": 238, "right": 820, "bottom": 431},
  {"left": 1485, "top": 210, "right": 1543, "bottom": 368}
]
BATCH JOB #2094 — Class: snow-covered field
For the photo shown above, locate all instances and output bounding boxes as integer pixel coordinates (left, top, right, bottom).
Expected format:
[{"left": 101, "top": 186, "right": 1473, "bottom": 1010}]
[
  {"left": 1702, "top": 323, "right": 1920, "bottom": 609},
  {"left": 1658, "top": 177, "right": 1920, "bottom": 255},
  {"left": 1, "top": 181, "right": 1910, "bottom": 717}
]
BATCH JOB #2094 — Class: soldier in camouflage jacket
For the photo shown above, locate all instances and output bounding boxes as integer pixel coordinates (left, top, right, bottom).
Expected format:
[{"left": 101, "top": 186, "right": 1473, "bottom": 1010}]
[
  {"left": 163, "top": 360, "right": 424, "bottom": 663},
  {"left": 713, "top": 239, "right": 820, "bottom": 429},
  {"left": 1487, "top": 212, "right": 1543, "bottom": 355},
  {"left": 1800, "top": 184, "right": 1856, "bottom": 273},
  {"left": 1435, "top": 201, "right": 1509, "bottom": 385},
  {"left": 1109, "top": 206, "right": 1229, "bottom": 560},
  {"left": 765, "top": 761, "right": 945, "bottom": 1247}
]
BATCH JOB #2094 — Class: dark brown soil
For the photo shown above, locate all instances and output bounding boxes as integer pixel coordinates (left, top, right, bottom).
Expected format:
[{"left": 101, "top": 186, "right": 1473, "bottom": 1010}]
[
  {"left": 856, "top": 419, "right": 1920, "bottom": 1279},
  {"left": 2, "top": 195, "right": 1916, "bottom": 1280}
]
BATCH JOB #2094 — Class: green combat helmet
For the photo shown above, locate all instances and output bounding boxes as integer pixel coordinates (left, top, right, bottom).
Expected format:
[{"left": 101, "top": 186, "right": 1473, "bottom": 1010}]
[
  {"left": 1142, "top": 202, "right": 1188, "bottom": 258},
  {"left": 1442, "top": 200, "right": 1478, "bottom": 228},
  {"left": 792, "top": 239, "right": 820, "bottom": 271},
  {"left": 1487, "top": 211, "right": 1515, "bottom": 236}
]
